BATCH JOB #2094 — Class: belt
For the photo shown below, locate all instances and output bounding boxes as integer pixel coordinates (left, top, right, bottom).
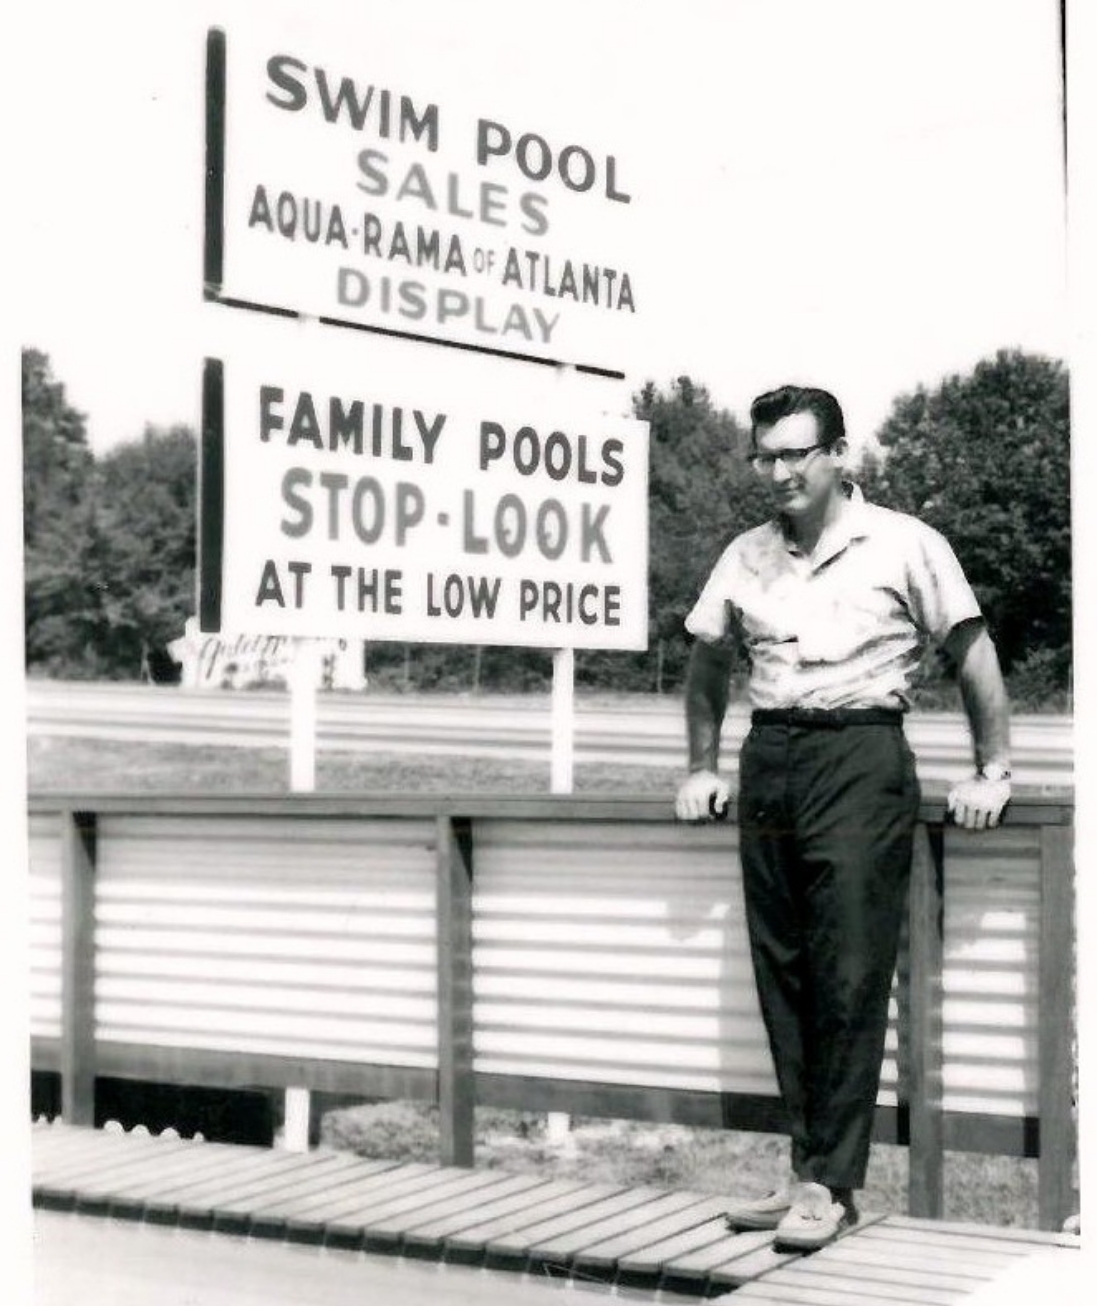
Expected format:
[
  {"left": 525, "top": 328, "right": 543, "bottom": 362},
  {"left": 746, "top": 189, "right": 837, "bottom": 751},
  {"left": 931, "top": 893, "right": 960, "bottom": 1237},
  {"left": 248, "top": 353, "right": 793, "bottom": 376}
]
[{"left": 751, "top": 707, "right": 904, "bottom": 728}]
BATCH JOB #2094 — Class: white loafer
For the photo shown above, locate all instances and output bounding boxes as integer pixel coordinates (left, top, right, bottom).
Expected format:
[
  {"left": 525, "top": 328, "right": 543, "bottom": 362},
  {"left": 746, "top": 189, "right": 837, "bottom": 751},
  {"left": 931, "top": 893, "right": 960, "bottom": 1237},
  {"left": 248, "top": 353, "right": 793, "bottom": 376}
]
[
  {"left": 724, "top": 1188, "right": 793, "bottom": 1232},
  {"left": 772, "top": 1181, "right": 857, "bottom": 1251}
]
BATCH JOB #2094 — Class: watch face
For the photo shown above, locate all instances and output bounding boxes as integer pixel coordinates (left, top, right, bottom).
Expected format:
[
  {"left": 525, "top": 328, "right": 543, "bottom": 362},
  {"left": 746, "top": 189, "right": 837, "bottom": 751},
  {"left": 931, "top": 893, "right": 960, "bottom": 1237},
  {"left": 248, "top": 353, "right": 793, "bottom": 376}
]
[{"left": 981, "top": 764, "right": 1011, "bottom": 782}]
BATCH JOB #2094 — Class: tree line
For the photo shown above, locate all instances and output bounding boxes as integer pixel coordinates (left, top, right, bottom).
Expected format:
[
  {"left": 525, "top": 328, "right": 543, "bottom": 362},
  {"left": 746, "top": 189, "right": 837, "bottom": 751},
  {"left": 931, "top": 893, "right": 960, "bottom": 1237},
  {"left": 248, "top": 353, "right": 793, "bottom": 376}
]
[{"left": 21, "top": 346, "right": 1071, "bottom": 706}]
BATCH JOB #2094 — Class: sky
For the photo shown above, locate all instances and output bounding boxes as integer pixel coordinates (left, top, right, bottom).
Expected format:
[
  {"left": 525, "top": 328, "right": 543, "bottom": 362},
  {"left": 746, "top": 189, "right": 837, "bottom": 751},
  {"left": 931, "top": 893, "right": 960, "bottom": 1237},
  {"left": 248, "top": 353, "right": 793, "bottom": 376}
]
[{"left": 15, "top": 0, "right": 1068, "bottom": 454}]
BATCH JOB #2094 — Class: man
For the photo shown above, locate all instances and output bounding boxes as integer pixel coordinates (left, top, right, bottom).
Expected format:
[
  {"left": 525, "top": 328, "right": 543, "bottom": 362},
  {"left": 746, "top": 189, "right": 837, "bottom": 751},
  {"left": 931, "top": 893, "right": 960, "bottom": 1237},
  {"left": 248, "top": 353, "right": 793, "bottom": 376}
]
[{"left": 675, "top": 385, "right": 1011, "bottom": 1252}]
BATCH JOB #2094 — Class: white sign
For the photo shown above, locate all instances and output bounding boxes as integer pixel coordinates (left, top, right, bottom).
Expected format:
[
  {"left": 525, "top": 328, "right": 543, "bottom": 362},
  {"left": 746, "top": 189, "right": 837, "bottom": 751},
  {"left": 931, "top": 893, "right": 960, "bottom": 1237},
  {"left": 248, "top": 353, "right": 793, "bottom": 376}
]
[
  {"left": 205, "top": 350, "right": 649, "bottom": 650},
  {"left": 216, "top": 29, "right": 642, "bottom": 373}
]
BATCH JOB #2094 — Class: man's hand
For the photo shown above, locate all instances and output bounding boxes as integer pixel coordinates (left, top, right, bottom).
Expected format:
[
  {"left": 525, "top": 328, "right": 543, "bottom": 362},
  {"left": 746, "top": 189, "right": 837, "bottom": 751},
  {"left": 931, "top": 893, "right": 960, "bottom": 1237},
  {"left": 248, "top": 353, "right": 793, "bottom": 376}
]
[
  {"left": 675, "top": 770, "right": 731, "bottom": 822},
  {"left": 946, "top": 774, "right": 1011, "bottom": 830}
]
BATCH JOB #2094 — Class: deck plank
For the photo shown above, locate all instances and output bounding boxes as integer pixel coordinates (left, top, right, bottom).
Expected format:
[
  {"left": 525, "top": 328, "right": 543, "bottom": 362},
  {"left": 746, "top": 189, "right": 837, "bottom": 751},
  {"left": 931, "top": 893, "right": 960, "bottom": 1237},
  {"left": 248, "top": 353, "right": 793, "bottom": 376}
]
[
  {"left": 444, "top": 1179, "right": 612, "bottom": 1255},
  {"left": 399, "top": 1175, "right": 564, "bottom": 1248},
  {"left": 707, "top": 1214, "right": 888, "bottom": 1289},
  {"left": 30, "top": 1124, "right": 127, "bottom": 1163},
  {"left": 244, "top": 1159, "right": 403, "bottom": 1237},
  {"left": 745, "top": 1264, "right": 962, "bottom": 1305},
  {"left": 280, "top": 1163, "right": 443, "bottom": 1237},
  {"left": 223, "top": 1159, "right": 399, "bottom": 1238},
  {"left": 115, "top": 1149, "right": 314, "bottom": 1221},
  {"left": 203, "top": 1153, "right": 380, "bottom": 1233},
  {"left": 483, "top": 1186, "right": 668, "bottom": 1262},
  {"left": 731, "top": 1281, "right": 949, "bottom": 1305},
  {"left": 125, "top": 1150, "right": 347, "bottom": 1224},
  {"left": 572, "top": 1193, "right": 732, "bottom": 1269},
  {"left": 658, "top": 1228, "right": 776, "bottom": 1280},
  {"left": 808, "top": 1241, "right": 1006, "bottom": 1288},
  {"left": 31, "top": 1124, "right": 194, "bottom": 1170},
  {"left": 854, "top": 1224, "right": 1038, "bottom": 1257},
  {"left": 524, "top": 1189, "right": 708, "bottom": 1264},
  {"left": 883, "top": 1213, "right": 1081, "bottom": 1247},
  {"left": 37, "top": 1138, "right": 248, "bottom": 1211},
  {"left": 616, "top": 1213, "right": 737, "bottom": 1275},
  {"left": 381, "top": 1173, "right": 554, "bottom": 1249},
  {"left": 332, "top": 1169, "right": 523, "bottom": 1246},
  {"left": 33, "top": 1134, "right": 194, "bottom": 1186}
]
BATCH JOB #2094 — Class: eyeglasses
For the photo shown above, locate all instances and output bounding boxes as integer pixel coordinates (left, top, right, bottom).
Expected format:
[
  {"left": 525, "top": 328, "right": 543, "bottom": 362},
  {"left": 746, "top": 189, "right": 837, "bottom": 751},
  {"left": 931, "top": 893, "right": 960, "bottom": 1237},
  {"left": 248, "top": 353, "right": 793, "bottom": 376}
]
[{"left": 749, "top": 443, "right": 826, "bottom": 473}]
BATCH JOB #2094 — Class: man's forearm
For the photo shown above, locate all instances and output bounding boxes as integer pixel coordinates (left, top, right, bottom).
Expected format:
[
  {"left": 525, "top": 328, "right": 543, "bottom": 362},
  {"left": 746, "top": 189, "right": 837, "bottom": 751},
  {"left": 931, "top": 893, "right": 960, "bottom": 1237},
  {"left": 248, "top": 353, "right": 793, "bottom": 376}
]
[
  {"left": 685, "top": 640, "right": 733, "bottom": 772},
  {"left": 953, "top": 624, "right": 1012, "bottom": 768}
]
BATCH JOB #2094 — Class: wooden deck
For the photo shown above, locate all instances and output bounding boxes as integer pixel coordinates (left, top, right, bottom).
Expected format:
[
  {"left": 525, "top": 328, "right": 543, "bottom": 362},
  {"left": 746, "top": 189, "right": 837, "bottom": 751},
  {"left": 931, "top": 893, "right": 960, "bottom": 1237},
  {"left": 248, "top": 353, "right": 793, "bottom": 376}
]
[{"left": 31, "top": 1124, "right": 1079, "bottom": 1302}]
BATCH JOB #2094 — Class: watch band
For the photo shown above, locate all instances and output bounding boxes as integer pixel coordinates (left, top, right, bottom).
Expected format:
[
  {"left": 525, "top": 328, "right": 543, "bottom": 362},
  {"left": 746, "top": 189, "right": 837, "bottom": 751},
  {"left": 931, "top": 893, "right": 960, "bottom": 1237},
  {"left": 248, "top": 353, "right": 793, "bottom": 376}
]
[{"left": 978, "top": 762, "right": 1012, "bottom": 782}]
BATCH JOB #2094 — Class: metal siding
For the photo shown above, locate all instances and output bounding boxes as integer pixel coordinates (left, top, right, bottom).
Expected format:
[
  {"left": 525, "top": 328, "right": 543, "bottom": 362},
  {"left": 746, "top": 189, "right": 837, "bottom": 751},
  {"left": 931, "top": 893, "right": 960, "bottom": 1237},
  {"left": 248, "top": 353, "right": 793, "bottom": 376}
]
[
  {"left": 28, "top": 812, "right": 63, "bottom": 1040},
  {"left": 471, "top": 820, "right": 777, "bottom": 1093},
  {"left": 941, "top": 827, "right": 1041, "bottom": 1117},
  {"left": 93, "top": 816, "right": 439, "bottom": 1068},
  {"left": 471, "top": 820, "right": 905, "bottom": 1100},
  {"left": 25, "top": 803, "right": 1050, "bottom": 1120}
]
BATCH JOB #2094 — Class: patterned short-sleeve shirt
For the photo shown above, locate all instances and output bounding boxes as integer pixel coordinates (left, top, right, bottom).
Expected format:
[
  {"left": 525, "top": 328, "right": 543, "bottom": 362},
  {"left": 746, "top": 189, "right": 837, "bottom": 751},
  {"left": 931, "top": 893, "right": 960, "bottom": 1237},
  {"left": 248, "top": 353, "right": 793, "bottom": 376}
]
[{"left": 684, "top": 488, "right": 982, "bottom": 710}]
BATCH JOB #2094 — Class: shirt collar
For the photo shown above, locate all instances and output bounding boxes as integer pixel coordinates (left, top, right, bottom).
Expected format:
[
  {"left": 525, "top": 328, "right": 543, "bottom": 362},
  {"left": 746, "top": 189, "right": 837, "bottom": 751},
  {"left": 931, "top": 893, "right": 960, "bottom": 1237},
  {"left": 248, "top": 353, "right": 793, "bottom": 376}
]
[{"left": 776, "top": 481, "right": 870, "bottom": 568}]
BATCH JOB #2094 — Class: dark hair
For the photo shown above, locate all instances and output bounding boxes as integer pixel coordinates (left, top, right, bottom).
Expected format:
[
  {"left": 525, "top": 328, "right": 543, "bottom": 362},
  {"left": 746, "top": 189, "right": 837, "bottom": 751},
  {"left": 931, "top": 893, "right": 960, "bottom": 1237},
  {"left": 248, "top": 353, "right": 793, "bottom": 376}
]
[{"left": 749, "top": 385, "right": 846, "bottom": 450}]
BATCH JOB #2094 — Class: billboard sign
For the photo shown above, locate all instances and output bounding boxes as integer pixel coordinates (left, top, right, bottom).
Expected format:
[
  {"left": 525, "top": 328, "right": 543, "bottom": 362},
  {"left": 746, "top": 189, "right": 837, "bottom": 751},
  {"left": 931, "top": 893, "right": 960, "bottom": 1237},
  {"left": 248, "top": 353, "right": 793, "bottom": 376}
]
[
  {"left": 200, "top": 349, "right": 649, "bottom": 650},
  {"left": 209, "top": 29, "right": 643, "bottom": 375}
]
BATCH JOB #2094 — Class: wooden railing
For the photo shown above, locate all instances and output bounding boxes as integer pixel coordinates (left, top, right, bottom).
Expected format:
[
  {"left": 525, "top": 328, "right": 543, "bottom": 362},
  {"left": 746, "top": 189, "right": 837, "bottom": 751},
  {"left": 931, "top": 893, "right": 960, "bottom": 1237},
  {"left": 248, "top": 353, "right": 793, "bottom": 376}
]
[{"left": 26, "top": 789, "right": 1076, "bottom": 1229}]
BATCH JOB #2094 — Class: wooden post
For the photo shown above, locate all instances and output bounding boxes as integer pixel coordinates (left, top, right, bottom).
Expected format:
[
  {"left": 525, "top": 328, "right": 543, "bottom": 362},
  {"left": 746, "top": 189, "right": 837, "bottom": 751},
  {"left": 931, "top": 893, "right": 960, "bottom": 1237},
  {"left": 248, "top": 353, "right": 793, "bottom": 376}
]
[
  {"left": 1038, "top": 823, "right": 1076, "bottom": 1230},
  {"left": 906, "top": 821, "right": 945, "bottom": 1218},
  {"left": 284, "top": 637, "right": 319, "bottom": 1147},
  {"left": 61, "top": 811, "right": 97, "bottom": 1126},
  {"left": 437, "top": 815, "right": 475, "bottom": 1166},
  {"left": 547, "top": 648, "right": 575, "bottom": 1143}
]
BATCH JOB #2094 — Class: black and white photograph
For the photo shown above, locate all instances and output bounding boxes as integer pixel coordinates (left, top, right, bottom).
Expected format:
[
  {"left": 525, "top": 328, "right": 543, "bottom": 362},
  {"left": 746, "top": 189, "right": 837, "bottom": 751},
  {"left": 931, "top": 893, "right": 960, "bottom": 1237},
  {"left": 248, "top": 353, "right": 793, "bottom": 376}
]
[{"left": 8, "top": 1, "right": 1091, "bottom": 1303}]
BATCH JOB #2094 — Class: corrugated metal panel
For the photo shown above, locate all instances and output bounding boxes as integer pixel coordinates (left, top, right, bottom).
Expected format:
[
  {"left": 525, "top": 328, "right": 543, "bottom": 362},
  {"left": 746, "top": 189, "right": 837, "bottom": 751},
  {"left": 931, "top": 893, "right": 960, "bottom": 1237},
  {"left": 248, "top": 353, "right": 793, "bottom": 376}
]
[
  {"left": 472, "top": 818, "right": 904, "bottom": 1101},
  {"left": 474, "top": 821, "right": 758, "bottom": 1094},
  {"left": 28, "top": 805, "right": 1050, "bottom": 1120},
  {"left": 94, "top": 816, "right": 438, "bottom": 1068},
  {"left": 940, "top": 826, "right": 1041, "bottom": 1117},
  {"left": 28, "top": 812, "right": 63, "bottom": 1040}
]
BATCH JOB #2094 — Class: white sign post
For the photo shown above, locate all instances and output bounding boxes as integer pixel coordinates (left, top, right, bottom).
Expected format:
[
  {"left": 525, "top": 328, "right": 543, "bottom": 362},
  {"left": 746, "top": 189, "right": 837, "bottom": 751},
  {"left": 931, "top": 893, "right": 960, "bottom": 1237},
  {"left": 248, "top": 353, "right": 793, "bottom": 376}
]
[
  {"left": 288, "top": 638, "right": 320, "bottom": 794},
  {"left": 550, "top": 648, "right": 575, "bottom": 794}
]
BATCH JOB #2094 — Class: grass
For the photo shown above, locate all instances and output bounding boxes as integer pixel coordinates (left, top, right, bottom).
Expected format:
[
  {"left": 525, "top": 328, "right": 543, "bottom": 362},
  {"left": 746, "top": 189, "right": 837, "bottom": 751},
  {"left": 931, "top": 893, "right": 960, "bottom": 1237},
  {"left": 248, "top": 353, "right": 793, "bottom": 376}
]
[
  {"left": 27, "top": 734, "right": 682, "bottom": 795},
  {"left": 25, "top": 729, "right": 1065, "bottom": 1229}
]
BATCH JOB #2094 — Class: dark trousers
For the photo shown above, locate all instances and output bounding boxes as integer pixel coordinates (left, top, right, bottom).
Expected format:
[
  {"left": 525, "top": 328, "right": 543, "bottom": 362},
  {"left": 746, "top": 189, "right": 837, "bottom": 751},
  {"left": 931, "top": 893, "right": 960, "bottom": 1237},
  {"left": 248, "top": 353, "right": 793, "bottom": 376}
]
[{"left": 737, "top": 718, "right": 920, "bottom": 1190}]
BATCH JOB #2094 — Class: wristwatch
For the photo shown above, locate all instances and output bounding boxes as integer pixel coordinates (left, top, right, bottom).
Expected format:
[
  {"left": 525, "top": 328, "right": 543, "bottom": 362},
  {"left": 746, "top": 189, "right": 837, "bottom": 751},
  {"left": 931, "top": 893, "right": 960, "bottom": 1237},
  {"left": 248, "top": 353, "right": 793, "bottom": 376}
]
[{"left": 978, "top": 762, "right": 1012, "bottom": 782}]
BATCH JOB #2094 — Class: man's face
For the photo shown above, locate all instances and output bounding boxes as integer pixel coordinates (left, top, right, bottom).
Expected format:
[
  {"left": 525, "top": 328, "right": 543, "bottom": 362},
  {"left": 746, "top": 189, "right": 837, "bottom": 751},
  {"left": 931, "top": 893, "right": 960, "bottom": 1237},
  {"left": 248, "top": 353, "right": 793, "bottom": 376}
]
[{"left": 752, "top": 411, "right": 842, "bottom": 517}]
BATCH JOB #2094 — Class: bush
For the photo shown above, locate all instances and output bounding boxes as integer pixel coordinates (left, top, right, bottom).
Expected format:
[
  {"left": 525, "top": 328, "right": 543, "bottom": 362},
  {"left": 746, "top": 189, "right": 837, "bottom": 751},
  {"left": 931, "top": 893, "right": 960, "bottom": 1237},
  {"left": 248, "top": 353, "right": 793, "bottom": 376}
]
[{"left": 1006, "top": 647, "right": 1073, "bottom": 712}]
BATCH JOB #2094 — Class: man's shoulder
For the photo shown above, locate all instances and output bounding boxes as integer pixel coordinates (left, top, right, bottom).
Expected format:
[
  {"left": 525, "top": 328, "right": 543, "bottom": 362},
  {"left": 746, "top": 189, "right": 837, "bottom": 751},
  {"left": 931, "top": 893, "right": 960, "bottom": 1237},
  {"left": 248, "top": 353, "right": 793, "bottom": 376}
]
[
  {"left": 725, "top": 518, "right": 782, "bottom": 552},
  {"left": 709, "top": 519, "right": 782, "bottom": 573},
  {"left": 858, "top": 500, "right": 951, "bottom": 546}
]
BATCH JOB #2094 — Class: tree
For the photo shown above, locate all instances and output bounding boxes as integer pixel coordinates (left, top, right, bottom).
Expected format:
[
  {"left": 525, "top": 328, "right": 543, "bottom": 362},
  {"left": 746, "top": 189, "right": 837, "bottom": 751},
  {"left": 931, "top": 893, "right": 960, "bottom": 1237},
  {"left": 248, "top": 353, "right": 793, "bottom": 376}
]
[
  {"left": 860, "top": 350, "right": 1070, "bottom": 682},
  {"left": 618, "top": 377, "right": 770, "bottom": 691},
  {"left": 95, "top": 425, "right": 198, "bottom": 675},
  {"left": 22, "top": 349, "right": 200, "bottom": 680},
  {"left": 21, "top": 348, "right": 108, "bottom": 676}
]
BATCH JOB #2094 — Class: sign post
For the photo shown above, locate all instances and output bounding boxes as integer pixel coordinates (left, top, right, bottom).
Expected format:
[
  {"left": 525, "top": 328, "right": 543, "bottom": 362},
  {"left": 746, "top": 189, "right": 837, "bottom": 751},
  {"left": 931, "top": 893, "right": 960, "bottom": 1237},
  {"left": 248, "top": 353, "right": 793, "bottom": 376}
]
[
  {"left": 288, "top": 638, "right": 320, "bottom": 793},
  {"left": 550, "top": 648, "right": 575, "bottom": 794}
]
